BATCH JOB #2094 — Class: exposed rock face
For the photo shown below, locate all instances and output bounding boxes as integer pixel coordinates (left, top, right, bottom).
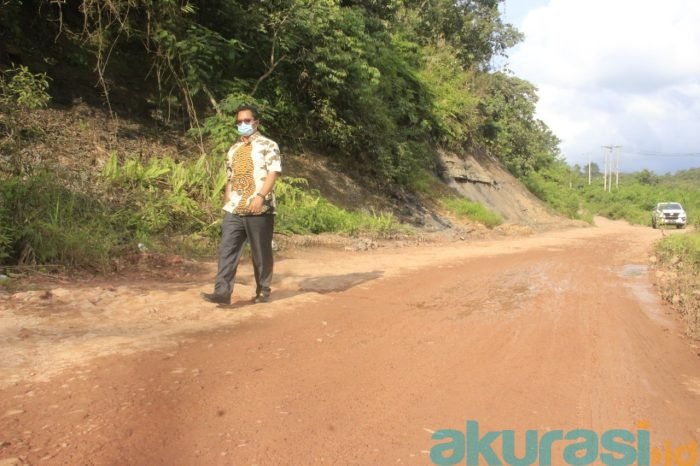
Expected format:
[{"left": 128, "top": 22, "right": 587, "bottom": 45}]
[
  {"left": 437, "top": 149, "right": 561, "bottom": 226},
  {"left": 284, "top": 153, "right": 454, "bottom": 231},
  {"left": 388, "top": 188, "right": 453, "bottom": 231},
  {"left": 285, "top": 149, "right": 566, "bottom": 231}
]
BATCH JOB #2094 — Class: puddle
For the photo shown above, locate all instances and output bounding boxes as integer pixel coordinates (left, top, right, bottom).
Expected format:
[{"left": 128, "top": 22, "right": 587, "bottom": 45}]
[
  {"left": 618, "top": 264, "right": 648, "bottom": 278},
  {"left": 619, "top": 264, "right": 676, "bottom": 328}
]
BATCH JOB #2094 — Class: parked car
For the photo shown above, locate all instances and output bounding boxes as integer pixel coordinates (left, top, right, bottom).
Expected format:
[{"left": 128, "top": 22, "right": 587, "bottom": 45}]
[{"left": 652, "top": 202, "right": 687, "bottom": 229}]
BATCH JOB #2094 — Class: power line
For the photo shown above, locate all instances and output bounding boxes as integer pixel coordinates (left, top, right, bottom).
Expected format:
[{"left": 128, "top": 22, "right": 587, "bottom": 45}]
[
  {"left": 622, "top": 151, "right": 700, "bottom": 157},
  {"left": 575, "top": 150, "right": 700, "bottom": 158}
]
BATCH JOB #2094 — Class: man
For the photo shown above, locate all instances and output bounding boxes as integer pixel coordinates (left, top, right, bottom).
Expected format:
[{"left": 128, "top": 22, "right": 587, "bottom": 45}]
[{"left": 201, "top": 104, "right": 282, "bottom": 305}]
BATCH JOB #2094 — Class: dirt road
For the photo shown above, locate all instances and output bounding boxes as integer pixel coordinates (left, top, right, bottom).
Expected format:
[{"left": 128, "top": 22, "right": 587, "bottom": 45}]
[{"left": 1, "top": 218, "right": 699, "bottom": 465}]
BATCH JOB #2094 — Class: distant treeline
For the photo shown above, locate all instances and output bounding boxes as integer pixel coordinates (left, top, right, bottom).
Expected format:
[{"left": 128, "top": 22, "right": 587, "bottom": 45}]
[{"left": 525, "top": 164, "right": 700, "bottom": 227}]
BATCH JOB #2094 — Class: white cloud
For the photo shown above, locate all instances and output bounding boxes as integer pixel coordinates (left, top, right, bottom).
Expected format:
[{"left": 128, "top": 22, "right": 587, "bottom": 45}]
[{"left": 509, "top": 0, "right": 700, "bottom": 172}]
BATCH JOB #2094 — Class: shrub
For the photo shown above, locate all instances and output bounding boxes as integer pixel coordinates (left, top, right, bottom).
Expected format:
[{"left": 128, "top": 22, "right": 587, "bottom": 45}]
[
  {"left": 0, "top": 174, "right": 120, "bottom": 268},
  {"left": 0, "top": 65, "right": 51, "bottom": 174},
  {"left": 656, "top": 232, "right": 700, "bottom": 268},
  {"left": 655, "top": 231, "right": 700, "bottom": 338}
]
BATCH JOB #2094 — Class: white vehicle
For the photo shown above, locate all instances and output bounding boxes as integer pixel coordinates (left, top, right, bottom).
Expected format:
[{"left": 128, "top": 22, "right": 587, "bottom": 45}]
[{"left": 652, "top": 202, "right": 687, "bottom": 229}]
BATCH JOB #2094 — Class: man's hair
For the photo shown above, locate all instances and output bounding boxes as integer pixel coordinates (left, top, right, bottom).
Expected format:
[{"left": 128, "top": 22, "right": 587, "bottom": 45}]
[{"left": 236, "top": 104, "right": 259, "bottom": 120}]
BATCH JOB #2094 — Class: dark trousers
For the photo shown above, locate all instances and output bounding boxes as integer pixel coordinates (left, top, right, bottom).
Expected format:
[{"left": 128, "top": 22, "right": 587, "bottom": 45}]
[{"left": 214, "top": 212, "right": 274, "bottom": 297}]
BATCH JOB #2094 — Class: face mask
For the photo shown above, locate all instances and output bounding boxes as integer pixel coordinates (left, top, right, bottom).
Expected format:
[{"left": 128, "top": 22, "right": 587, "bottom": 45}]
[{"left": 237, "top": 122, "right": 255, "bottom": 136}]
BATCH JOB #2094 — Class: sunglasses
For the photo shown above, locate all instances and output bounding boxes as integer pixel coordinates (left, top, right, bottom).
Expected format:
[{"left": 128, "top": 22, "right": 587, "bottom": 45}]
[{"left": 236, "top": 118, "right": 255, "bottom": 124}]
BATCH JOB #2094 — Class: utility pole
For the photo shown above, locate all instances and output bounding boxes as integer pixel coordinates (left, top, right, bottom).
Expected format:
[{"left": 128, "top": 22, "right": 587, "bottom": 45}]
[
  {"left": 602, "top": 146, "right": 608, "bottom": 191},
  {"left": 614, "top": 145, "right": 622, "bottom": 189},
  {"left": 588, "top": 153, "right": 592, "bottom": 185},
  {"left": 602, "top": 145, "right": 622, "bottom": 191}
]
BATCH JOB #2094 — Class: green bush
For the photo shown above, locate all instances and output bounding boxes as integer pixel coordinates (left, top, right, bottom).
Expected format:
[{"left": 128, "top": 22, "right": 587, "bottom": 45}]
[
  {"left": 524, "top": 165, "right": 583, "bottom": 219},
  {"left": 0, "top": 65, "right": 51, "bottom": 110},
  {"left": 656, "top": 232, "right": 700, "bottom": 268},
  {"left": 104, "top": 155, "right": 404, "bottom": 238},
  {"left": 0, "top": 174, "right": 122, "bottom": 268},
  {"left": 441, "top": 197, "right": 502, "bottom": 229},
  {"left": 0, "top": 65, "right": 51, "bottom": 174},
  {"left": 102, "top": 152, "right": 226, "bottom": 242},
  {"left": 519, "top": 164, "right": 700, "bottom": 228}
]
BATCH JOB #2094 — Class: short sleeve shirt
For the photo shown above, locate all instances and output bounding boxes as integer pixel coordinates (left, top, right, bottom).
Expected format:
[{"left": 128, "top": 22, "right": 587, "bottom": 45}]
[{"left": 223, "top": 132, "right": 282, "bottom": 215}]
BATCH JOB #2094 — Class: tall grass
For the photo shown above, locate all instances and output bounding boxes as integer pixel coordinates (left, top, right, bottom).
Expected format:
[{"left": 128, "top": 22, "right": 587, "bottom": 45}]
[
  {"left": 655, "top": 231, "right": 700, "bottom": 338},
  {"left": 0, "top": 173, "right": 123, "bottom": 268},
  {"left": 0, "top": 155, "right": 406, "bottom": 268},
  {"left": 440, "top": 197, "right": 502, "bottom": 228},
  {"left": 656, "top": 232, "right": 700, "bottom": 268},
  {"left": 276, "top": 177, "right": 401, "bottom": 236}
]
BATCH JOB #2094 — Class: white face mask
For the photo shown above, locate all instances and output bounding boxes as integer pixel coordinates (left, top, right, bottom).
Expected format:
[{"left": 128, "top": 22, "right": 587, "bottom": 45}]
[{"left": 237, "top": 122, "right": 255, "bottom": 136}]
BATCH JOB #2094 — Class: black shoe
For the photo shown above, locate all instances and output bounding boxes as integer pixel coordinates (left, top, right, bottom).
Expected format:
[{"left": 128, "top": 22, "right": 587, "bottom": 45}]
[
  {"left": 252, "top": 293, "right": 270, "bottom": 304},
  {"left": 201, "top": 292, "right": 231, "bottom": 305}
]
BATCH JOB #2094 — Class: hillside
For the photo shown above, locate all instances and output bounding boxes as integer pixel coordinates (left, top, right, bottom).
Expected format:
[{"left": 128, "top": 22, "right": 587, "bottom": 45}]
[
  {"left": 10, "top": 101, "right": 565, "bottom": 230},
  {"left": 1, "top": 0, "right": 576, "bottom": 269}
]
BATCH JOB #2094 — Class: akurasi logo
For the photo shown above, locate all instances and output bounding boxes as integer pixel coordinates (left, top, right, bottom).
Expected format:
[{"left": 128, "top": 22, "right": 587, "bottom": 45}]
[{"left": 430, "top": 420, "right": 698, "bottom": 466}]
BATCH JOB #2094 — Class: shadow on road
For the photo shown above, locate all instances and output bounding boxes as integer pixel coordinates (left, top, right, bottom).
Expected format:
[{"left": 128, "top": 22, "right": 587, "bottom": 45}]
[{"left": 298, "top": 271, "right": 384, "bottom": 294}]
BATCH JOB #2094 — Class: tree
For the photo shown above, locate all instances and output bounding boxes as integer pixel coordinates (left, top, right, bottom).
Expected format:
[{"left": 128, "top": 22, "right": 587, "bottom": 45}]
[
  {"left": 479, "top": 72, "right": 560, "bottom": 176},
  {"left": 405, "top": 0, "right": 522, "bottom": 69},
  {"left": 635, "top": 169, "right": 659, "bottom": 186}
]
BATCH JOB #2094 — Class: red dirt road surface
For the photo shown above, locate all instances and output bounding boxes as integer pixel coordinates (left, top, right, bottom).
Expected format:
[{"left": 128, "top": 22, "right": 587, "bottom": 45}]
[{"left": 1, "top": 218, "right": 699, "bottom": 465}]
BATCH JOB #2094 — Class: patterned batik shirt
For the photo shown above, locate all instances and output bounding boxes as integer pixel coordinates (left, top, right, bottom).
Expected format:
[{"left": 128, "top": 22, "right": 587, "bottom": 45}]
[{"left": 223, "top": 132, "right": 282, "bottom": 215}]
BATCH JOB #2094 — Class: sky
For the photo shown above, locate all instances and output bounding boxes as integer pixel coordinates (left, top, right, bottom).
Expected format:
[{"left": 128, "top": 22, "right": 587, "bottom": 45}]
[{"left": 499, "top": 0, "right": 700, "bottom": 174}]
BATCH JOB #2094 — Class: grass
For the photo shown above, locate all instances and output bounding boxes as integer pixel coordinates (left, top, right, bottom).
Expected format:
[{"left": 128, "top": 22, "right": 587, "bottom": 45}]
[
  {"left": 0, "top": 159, "right": 408, "bottom": 269},
  {"left": 656, "top": 231, "right": 700, "bottom": 267},
  {"left": 440, "top": 197, "right": 503, "bottom": 228},
  {"left": 0, "top": 173, "right": 122, "bottom": 269},
  {"left": 276, "top": 177, "right": 404, "bottom": 236},
  {"left": 655, "top": 231, "right": 700, "bottom": 338}
]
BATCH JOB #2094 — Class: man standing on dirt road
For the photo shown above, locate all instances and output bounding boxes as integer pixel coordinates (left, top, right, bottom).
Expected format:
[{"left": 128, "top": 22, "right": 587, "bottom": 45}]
[{"left": 201, "top": 104, "right": 282, "bottom": 305}]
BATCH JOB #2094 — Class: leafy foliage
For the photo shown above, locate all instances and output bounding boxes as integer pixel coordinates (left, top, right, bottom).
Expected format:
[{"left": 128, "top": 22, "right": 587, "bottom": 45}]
[
  {"left": 102, "top": 152, "right": 227, "bottom": 242},
  {"left": 0, "top": 65, "right": 51, "bottom": 174},
  {"left": 406, "top": 0, "right": 522, "bottom": 69},
  {"left": 0, "top": 0, "right": 560, "bottom": 184},
  {"left": 524, "top": 162, "right": 583, "bottom": 220},
  {"left": 0, "top": 65, "right": 51, "bottom": 110},
  {"left": 479, "top": 73, "right": 561, "bottom": 177},
  {"left": 0, "top": 0, "right": 570, "bottom": 268}
]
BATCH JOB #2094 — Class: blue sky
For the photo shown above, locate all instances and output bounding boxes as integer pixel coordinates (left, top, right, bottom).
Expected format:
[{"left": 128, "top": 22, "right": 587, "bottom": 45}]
[{"left": 498, "top": 0, "right": 700, "bottom": 174}]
